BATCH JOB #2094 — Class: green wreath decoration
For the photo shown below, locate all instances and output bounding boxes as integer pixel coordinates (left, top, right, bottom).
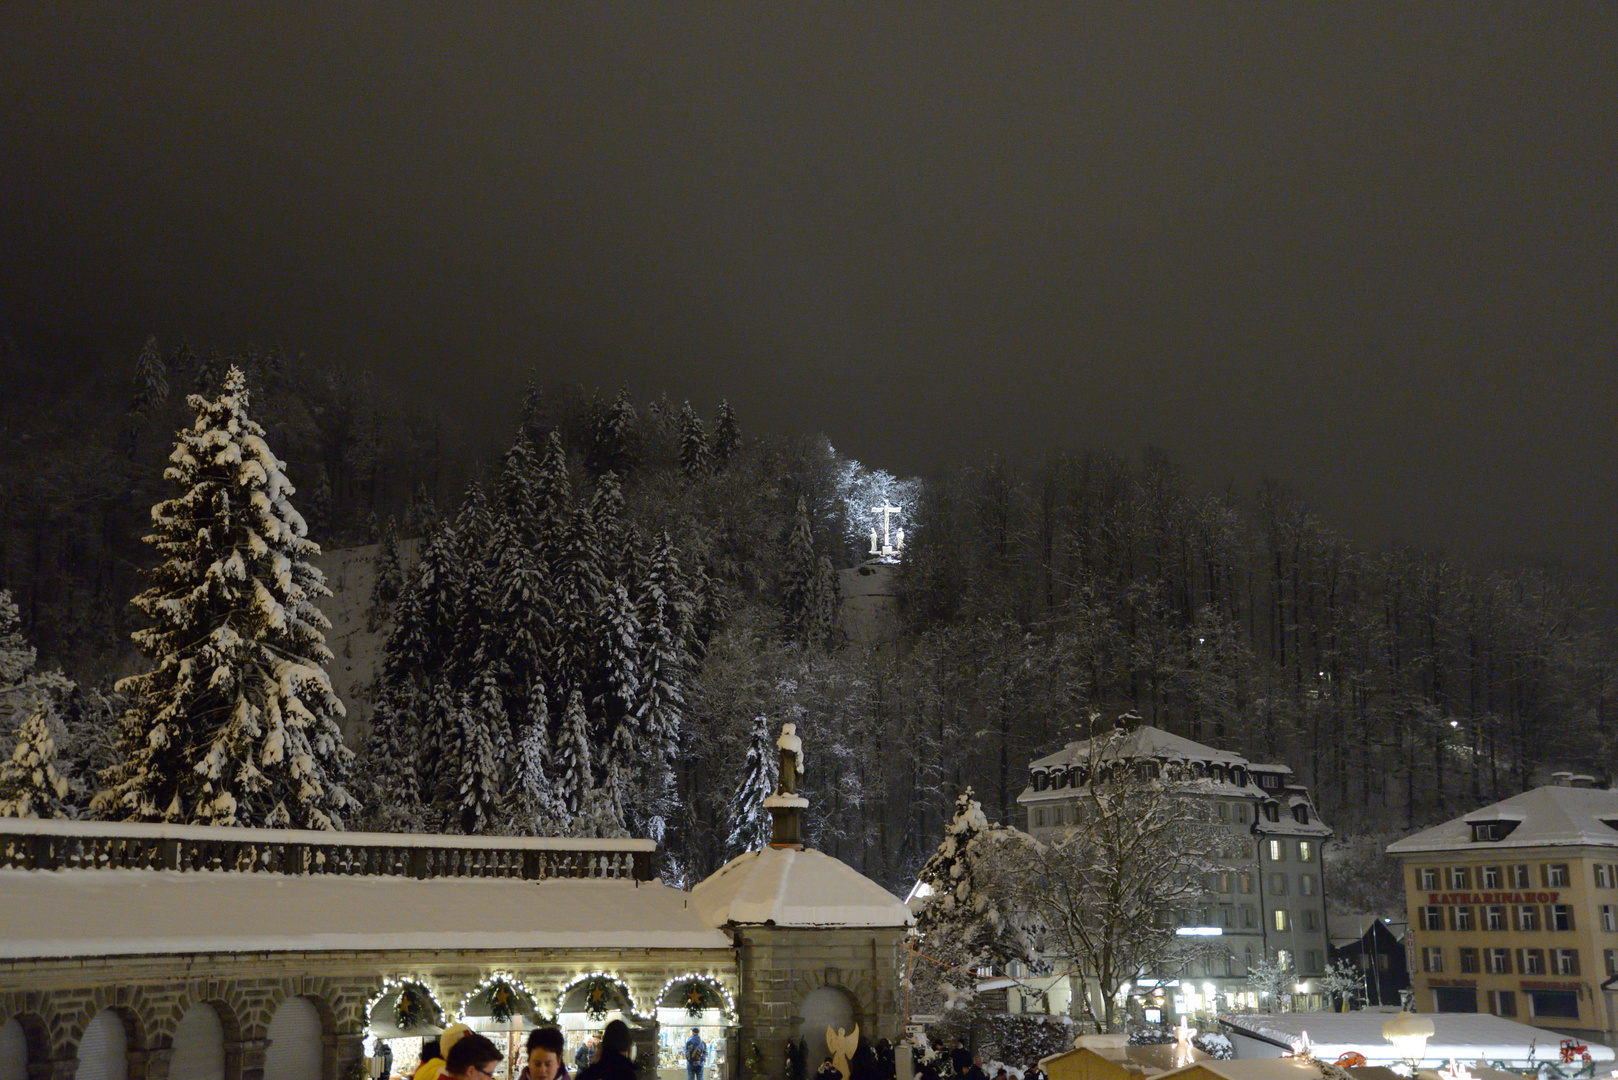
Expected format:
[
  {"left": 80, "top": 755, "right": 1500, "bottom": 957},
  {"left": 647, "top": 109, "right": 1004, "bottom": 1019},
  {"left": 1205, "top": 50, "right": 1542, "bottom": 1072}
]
[
  {"left": 394, "top": 985, "right": 428, "bottom": 1031},
  {"left": 489, "top": 979, "right": 520, "bottom": 1024},
  {"left": 582, "top": 978, "right": 615, "bottom": 1021},
  {"left": 682, "top": 980, "right": 714, "bottom": 1017}
]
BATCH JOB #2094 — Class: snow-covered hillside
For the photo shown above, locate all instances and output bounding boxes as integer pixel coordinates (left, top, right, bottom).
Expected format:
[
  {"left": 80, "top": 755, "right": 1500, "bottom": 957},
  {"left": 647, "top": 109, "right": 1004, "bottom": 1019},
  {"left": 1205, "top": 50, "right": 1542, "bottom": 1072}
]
[{"left": 313, "top": 539, "right": 418, "bottom": 744}]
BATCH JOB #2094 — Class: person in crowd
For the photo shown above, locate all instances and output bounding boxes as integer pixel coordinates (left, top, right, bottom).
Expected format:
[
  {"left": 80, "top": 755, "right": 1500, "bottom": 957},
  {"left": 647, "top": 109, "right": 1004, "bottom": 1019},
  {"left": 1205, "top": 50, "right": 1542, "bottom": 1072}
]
[
  {"left": 849, "top": 1038, "right": 881, "bottom": 1080},
  {"left": 964, "top": 1055, "right": 988, "bottom": 1080},
  {"left": 576, "top": 1033, "right": 599, "bottom": 1074},
  {"left": 917, "top": 1055, "right": 941, "bottom": 1080},
  {"left": 415, "top": 1025, "right": 471, "bottom": 1080},
  {"left": 992, "top": 1067, "right": 1008, "bottom": 1080},
  {"left": 416, "top": 1039, "right": 441, "bottom": 1080},
  {"left": 444, "top": 1032, "right": 504, "bottom": 1080},
  {"left": 950, "top": 1041, "right": 972, "bottom": 1077},
  {"left": 686, "top": 1027, "right": 708, "bottom": 1080},
  {"left": 520, "top": 1027, "right": 570, "bottom": 1080},
  {"left": 815, "top": 1056, "right": 842, "bottom": 1080},
  {"left": 578, "top": 1019, "right": 637, "bottom": 1080},
  {"left": 1024, "top": 1064, "right": 1045, "bottom": 1080},
  {"left": 874, "top": 1039, "right": 896, "bottom": 1080}
]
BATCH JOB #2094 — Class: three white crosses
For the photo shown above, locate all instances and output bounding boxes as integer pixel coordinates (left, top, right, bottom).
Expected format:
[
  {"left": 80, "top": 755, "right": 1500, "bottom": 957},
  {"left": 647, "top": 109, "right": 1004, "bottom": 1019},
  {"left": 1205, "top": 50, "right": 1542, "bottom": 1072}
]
[{"left": 869, "top": 502, "right": 904, "bottom": 559}]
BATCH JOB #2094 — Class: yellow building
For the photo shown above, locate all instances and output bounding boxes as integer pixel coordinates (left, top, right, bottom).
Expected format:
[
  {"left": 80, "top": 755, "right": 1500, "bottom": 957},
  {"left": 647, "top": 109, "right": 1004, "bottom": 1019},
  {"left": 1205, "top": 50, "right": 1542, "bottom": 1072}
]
[{"left": 1388, "top": 779, "right": 1618, "bottom": 1044}]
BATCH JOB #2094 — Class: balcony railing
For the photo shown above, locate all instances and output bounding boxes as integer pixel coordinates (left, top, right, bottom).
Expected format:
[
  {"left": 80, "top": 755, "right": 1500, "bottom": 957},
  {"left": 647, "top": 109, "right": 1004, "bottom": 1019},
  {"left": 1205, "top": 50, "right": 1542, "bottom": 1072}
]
[{"left": 0, "top": 818, "right": 655, "bottom": 882}]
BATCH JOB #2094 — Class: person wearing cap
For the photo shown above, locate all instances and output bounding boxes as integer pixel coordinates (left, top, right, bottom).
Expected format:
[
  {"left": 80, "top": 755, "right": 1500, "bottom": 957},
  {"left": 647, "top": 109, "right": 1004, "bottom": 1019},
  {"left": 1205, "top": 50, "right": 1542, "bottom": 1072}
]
[{"left": 414, "top": 1022, "right": 472, "bottom": 1080}]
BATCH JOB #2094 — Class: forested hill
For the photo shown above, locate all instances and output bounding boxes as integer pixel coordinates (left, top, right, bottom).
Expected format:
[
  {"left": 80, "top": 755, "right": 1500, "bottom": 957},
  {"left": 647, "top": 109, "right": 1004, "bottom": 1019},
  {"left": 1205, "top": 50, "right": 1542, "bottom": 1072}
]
[{"left": 1, "top": 334, "right": 1615, "bottom": 895}]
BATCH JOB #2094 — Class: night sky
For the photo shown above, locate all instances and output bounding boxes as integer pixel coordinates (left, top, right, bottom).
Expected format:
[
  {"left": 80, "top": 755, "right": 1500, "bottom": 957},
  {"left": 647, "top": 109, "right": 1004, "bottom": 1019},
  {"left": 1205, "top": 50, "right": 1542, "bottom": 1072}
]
[{"left": 1, "top": 5, "right": 1613, "bottom": 581}]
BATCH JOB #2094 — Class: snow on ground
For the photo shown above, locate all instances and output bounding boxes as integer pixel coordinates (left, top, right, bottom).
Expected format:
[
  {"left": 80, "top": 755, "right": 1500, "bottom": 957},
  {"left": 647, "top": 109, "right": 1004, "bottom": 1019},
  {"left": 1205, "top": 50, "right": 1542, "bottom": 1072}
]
[
  {"left": 312, "top": 538, "right": 417, "bottom": 743},
  {"left": 0, "top": 867, "right": 730, "bottom": 959}
]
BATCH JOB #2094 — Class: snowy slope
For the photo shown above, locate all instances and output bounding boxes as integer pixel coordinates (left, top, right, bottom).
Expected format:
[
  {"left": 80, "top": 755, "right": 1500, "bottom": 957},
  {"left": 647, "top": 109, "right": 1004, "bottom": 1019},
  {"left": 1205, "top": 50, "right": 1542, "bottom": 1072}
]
[{"left": 312, "top": 538, "right": 418, "bottom": 743}]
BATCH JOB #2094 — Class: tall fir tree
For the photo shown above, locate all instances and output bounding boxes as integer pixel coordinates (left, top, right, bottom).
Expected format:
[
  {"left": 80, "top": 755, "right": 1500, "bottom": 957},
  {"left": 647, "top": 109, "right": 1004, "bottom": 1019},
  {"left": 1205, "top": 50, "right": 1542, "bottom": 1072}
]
[
  {"left": 726, "top": 714, "right": 776, "bottom": 854},
  {"left": 711, "top": 399, "right": 740, "bottom": 467},
  {"left": 359, "top": 695, "right": 423, "bottom": 830},
  {"left": 677, "top": 402, "right": 710, "bottom": 478},
  {"left": 586, "top": 389, "right": 640, "bottom": 478},
  {"left": 455, "top": 692, "right": 503, "bottom": 834},
  {"left": 367, "top": 517, "right": 404, "bottom": 632},
  {"left": 0, "top": 711, "right": 73, "bottom": 819},
  {"left": 96, "top": 366, "right": 356, "bottom": 829},
  {"left": 382, "top": 520, "right": 459, "bottom": 691},
  {"left": 635, "top": 588, "right": 685, "bottom": 843},
  {"left": 128, "top": 335, "right": 170, "bottom": 421},
  {"left": 555, "top": 689, "right": 593, "bottom": 820},
  {"left": 515, "top": 687, "right": 566, "bottom": 834},
  {"left": 780, "top": 495, "right": 823, "bottom": 645}
]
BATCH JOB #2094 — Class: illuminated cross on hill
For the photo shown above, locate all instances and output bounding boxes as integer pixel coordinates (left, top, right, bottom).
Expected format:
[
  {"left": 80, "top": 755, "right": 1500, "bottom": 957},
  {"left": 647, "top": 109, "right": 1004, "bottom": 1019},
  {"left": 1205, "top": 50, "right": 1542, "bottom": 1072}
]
[{"left": 870, "top": 502, "right": 903, "bottom": 558}]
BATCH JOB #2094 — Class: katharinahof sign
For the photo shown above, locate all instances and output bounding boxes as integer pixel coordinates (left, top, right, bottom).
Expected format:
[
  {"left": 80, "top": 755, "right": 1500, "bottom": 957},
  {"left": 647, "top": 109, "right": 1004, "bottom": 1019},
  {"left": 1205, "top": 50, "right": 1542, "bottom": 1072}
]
[{"left": 1426, "top": 891, "right": 1559, "bottom": 906}]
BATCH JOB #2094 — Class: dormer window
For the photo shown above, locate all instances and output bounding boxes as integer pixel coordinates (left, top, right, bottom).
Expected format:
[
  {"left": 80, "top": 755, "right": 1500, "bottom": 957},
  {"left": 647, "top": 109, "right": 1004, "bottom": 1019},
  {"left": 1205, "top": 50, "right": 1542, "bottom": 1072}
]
[
  {"left": 1292, "top": 805, "right": 1309, "bottom": 825},
  {"left": 1258, "top": 773, "right": 1281, "bottom": 790},
  {"left": 1470, "top": 820, "right": 1520, "bottom": 842},
  {"left": 1264, "top": 803, "right": 1281, "bottom": 823}
]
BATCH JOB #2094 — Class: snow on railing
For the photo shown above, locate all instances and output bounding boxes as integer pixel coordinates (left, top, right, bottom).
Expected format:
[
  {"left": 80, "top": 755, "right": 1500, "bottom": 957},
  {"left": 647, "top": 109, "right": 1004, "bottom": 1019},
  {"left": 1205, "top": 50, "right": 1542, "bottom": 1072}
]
[{"left": 0, "top": 818, "right": 656, "bottom": 882}]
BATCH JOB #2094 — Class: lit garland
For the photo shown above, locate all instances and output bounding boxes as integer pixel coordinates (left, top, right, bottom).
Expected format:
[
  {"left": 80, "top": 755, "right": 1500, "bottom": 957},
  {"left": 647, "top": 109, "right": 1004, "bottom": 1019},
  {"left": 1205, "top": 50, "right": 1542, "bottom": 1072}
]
[
  {"left": 454, "top": 971, "right": 551, "bottom": 1027},
  {"left": 364, "top": 977, "right": 445, "bottom": 1036},
  {"left": 653, "top": 974, "right": 737, "bottom": 1021},
  {"left": 555, "top": 971, "right": 644, "bottom": 1020}
]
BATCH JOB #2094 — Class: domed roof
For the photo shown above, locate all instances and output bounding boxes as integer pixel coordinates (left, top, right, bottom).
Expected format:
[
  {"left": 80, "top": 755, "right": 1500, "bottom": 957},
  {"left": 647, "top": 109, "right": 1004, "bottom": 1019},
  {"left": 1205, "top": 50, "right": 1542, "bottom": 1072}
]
[{"left": 691, "top": 846, "right": 913, "bottom": 929}]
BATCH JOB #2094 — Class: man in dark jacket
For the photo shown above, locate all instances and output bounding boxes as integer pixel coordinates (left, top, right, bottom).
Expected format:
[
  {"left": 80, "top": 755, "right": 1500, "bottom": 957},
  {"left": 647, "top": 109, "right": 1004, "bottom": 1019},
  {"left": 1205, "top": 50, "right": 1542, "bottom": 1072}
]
[{"left": 579, "top": 1021, "right": 637, "bottom": 1080}]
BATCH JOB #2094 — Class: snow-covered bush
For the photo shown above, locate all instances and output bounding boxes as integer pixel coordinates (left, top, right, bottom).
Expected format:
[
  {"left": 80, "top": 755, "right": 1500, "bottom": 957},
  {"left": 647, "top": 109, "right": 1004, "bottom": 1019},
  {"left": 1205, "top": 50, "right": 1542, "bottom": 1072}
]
[
  {"left": 1192, "top": 1033, "right": 1233, "bottom": 1060},
  {"left": 1127, "top": 1026, "right": 1176, "bottom": 1046},
  {"left": 977, "top": 1015, "right": 1072, "bottom": 1069}
]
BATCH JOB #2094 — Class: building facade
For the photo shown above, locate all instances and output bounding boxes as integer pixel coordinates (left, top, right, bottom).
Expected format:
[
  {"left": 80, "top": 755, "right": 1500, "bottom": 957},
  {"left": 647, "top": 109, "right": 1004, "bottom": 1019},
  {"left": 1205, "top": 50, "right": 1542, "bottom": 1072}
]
[
  {"left": 1015, "top": 725, "right": 1333, "bottom": 1015},
  {"left": 1388, "top": 780, "right": 1618, "bottom": 1044}
]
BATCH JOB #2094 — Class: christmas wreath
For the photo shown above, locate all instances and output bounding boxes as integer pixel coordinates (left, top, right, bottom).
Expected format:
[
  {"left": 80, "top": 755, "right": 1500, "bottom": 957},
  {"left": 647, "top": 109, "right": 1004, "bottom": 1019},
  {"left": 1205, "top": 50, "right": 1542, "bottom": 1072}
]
[
  {"left": 582, "top": 978, "right": 615, "bottom": 1021},
  {"left": 394, "top": 985, "right": 429, "bottom": 1031},
  {"left": 488, "top": 979, "right": 520, "bottom": 1024},
  {"left": 682, "top": 980, "right": 715, "bottom": 1017}
]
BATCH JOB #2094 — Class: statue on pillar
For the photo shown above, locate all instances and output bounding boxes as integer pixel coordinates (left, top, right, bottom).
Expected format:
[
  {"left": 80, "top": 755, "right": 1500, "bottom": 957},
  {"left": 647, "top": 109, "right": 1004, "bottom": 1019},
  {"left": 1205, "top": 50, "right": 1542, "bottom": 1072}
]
[{"left": 765, "top": 723, "right": 808, "bottom": 849}]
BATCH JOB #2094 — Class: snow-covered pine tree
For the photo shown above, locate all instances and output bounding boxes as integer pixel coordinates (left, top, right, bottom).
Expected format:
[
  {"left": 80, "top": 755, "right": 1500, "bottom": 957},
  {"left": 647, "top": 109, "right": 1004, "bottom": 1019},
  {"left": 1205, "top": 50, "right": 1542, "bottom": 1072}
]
[
  {"left": 586, "top": 389, "right": 640, "bottom": 478},
  {"left": 534, "top": 430, "right": 573, "bottom": 556},
  {"left": 0, "top": 711, "right": 73, "bottom": 819},
  {"left": 381, "top": 519, "right": 460, "bottom": 694},
  {"left": 634, "top": 588, "right": 686, "bottom": 844},
  {"left": 473, "top": 666, "right": 513, "bottom": 769},
  {"left": 711, "top": 399, "right": 740, "bottom": 467},
  {"left": 367, "top": 517, "right": 404, "bottom": 632},
  {"left": 128, "top": 335, "right": 170, "bottom": 420},
  {"left": 594, "top": 581, "right": 642, "bottom": 744},
  {"left": 95, "top": 366, "right": 357, "bottom": 829},
  {"left": 912, "top": 788, "right": 1033, "bottom": 1013},
  {"left": 490, "top": 530, "right": 553, "bottom": 719},
  {"left": 0, "top": 589, "right": 75, "bottom": 739},
  {"left": 677, "top": 402, "right": 710, "bottom": 478},
  {"left": 455, "top": 692, "right": 503, "bottom": 834},
  {"left": 515, "top": 687, "right": 566, "bottom": 834},
  {"left": 812, "top": 555, "right": 843, "bottom": 646},
  {"left": 725, "top": 714, "right": 776, "bottom": 854},
  {"left": 555, "top": 689, "right": 593, "bottom": 821},
  {"left": 552, "top": 505, "right": 608, "bottom": 692},
  {"left": 589, "top": 473, "right": 630, "bottom": 578},
  {"left": 780, "top": 496, "right": 823, "bottom": 645},
  {"left": 448, "top": 483, "right": 500, "bottom": 682},
  {"left": 499, "top": 428, "right": 541, "bottom": 523},
  {"left": 358, "top": 693, "right": 423, "bottom": 830}
]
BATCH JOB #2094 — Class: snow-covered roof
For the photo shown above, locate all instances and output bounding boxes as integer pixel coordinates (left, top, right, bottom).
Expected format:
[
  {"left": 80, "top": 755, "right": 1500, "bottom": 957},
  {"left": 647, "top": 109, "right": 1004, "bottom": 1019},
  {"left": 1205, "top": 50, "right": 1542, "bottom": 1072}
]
[
  {"left": 0, "top": 869, "right": 731, "bottom": 959},
  {"left": 1386, "top": 785, "right": 1618, "bottom": 855},
  {"left": 690, "top": 846, "right": 912, "bottom": 928},
  {"left": 1154, "top": 1059, "right": 1333, "bottom": 1080},
  {"left": 1217, "top": 1011, "right": 1613, "bottom": 1063},
  {"left": 1030, "top": 726, "right": 1249, "bottom": 771}
]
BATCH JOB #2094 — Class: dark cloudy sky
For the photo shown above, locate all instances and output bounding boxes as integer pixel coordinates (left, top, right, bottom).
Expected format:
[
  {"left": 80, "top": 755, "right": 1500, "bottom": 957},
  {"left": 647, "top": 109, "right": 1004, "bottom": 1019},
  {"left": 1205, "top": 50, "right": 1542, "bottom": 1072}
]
[{"left": 2, "top": 5, "right": 1614, "bottom": 581}]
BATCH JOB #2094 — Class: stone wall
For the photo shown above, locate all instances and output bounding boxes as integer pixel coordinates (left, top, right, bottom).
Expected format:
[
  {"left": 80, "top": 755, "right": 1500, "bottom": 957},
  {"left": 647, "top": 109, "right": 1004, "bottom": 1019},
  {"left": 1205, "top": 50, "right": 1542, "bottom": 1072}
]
[
  {"left": 0, "top": 946, "right": 735, "bottom": 1080},
  {"left": 731, "top": 926, "right": 909, "bottom": 1079}
]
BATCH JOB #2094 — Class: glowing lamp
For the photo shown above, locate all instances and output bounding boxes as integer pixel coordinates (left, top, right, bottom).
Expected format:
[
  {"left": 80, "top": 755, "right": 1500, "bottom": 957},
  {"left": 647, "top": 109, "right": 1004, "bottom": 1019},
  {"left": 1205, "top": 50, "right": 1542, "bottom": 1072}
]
[{"left": 1382, "top": 1011, "right": 1434, "bottom": 1068}]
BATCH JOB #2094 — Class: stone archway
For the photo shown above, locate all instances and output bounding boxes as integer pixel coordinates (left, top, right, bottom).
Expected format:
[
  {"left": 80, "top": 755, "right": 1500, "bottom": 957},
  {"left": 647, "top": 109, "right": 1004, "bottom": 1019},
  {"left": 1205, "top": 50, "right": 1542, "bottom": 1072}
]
[{"left": 795, "top": 987, "right": 856, "bottom": 1060}]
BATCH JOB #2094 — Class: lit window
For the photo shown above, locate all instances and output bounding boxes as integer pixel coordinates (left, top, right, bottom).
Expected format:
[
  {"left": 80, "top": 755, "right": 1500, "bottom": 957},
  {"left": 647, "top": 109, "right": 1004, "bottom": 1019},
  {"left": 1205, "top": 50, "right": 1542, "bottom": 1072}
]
[
  {"left": 1268, "top": 839, "right": 1283, "bottom": 862},
  {"left": 1298, "top": 841, "right": 1312, "bottom": 862},
  {"left": 1273, "top": 909, "right": 1288, "bottom": 932}
]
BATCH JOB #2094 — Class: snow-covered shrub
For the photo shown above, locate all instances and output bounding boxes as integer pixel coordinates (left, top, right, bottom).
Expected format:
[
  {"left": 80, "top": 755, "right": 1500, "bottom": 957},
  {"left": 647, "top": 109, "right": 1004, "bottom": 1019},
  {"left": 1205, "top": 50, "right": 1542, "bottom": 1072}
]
[
  {"left": 1127, "top": 1026, "right": 1176, "bottom": 1046},
  {"left": 1192, "top": 1033, "right": 1233, "bottom": 1060},
  {"left": 978, "top": 1015, "right": 1072, "bottom": 1067}
]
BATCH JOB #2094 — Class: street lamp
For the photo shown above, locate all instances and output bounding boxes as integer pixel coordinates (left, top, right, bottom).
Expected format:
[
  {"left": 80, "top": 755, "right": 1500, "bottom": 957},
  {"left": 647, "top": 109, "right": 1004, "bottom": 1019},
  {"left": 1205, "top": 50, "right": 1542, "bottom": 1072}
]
[{"left": 1382, "top": 1011, "right": 1434, "bottom": 1071}]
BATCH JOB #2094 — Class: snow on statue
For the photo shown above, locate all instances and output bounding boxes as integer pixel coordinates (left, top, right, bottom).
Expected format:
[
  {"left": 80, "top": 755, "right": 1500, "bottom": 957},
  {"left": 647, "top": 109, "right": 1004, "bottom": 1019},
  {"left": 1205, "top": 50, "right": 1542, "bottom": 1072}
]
[{"left": 94, "top": 365, "right": 357, "bottom": 829}]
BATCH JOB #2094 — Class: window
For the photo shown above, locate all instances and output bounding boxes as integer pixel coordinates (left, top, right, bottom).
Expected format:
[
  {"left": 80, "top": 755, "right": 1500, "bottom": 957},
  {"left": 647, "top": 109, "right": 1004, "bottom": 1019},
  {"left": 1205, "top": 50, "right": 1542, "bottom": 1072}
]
[
  {"left": 1273, "top": 909, "right": 1289, "bottom": 932},
  {"left": 1518, "top": 948, "right": 1546, "bottom": 975},
  {"left": 1033, "top": 808, "right": 1046, "bottom": 827},
  {"left": 1459, "top": 947, "right": 1480, "bottom": 974},
  {"left": 1421, "top": 906, "right": 1445, "bottom": 931},
  {"left": 1217, "top": 803, "right": 1228, "bottom": 821},
  {"left": 1303, "top": 909, "right": 1317, "bottom": 932},
  {"left": 1512, "top": 864, "right": 1531, "bottom": 888},
  {"left": 1304, "top": 949, "right": 1321, "bottom": 973},
  {"left": 1529, "top": 990, "right": 1580, "bottom": 1019},
  {"left": 1243, "top": 905, "right": 1257, "bottom": 928},
  {"left": 1482, "top": 866, "right": 1502, "bottom": 888},
  {"left": 1264, "top": 803, "right": 1281, "bottom": 823},
  {"left": 1486, "top": 905, "right": 1507, "bottom": 931},
  {"left": 1603, "top": 906, "right": 1616, "bottom": 933},
  {"left": 1293, "top": 805, "right": 1310, "bottom": 825},
  {"left": 1276, "top": 949, "right": 1293, "bottom": 969},
  {"left": 1550, "top": 904, "right": 1574, "bottom": 931},
  {"left": 1552, "top": 948, "right": 1580, "bottom": 976},
  {"left": 1487, "top": 948, "right": 1512, "bottom": 974},
  {"left": 1454, "top": 906, "right": 1474, "bottom": 931},
  {"left": 1491, "top": 990, "right": 1517, "bottom": 1017},
  {"left": 1300, "top": 873, "right": 1315, "bottom": 896},
  {"left": 1471, "top": 821, "right": 1518, "bottom": 842},
  {"left": 1260, "top": 773, "right": 1281, "bottom": 790},
  {"left": 1270, "top": 873, "right": 1288, "bottom": 895},
  {"left": 1419, "top": 867, "right": 1441, "bottom": 889},
  {"left": 1433, "top": 987, "right": 1479, "bottom": 1013},
  {"left": 1423, "top": 946, "right": 1444, "bottom": 973},
  {"left": 1218, "top": 872, "right": 1233, "bottom": 894},
  {"left": 1220, "top": 906, "right": 1234, "bottom": 928},
  {"left": 1239, "top": 872, "right": 1254, "bottom": 894},
  {"left": 1298, "top": 841, "right": 1313, "bottom": 862},
  {"left": 1607, "top": 950, "right": 1617, "bottom": 977},
  {"left": 1517, "top": 905, "right": 1541, "bottom": 931},
  {"left": 1268, "top": 839, "right": 1283, "bottom": 862},
  {"left": 1546, "top": 863, "right": 1569, "bottom": 887},
  {"left": 1450, "top": 867, "right": 1472, "bottom": 889},
  {"left": 1597, "top": 864, "right": 1611, "bottom": 889}
]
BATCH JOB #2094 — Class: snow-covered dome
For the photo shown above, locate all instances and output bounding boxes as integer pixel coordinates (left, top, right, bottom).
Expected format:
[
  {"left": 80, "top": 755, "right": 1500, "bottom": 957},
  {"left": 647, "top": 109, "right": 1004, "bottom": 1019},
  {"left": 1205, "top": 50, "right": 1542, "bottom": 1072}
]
[{"left": 691, "top": 846, "right": 913, "bottom": 929}]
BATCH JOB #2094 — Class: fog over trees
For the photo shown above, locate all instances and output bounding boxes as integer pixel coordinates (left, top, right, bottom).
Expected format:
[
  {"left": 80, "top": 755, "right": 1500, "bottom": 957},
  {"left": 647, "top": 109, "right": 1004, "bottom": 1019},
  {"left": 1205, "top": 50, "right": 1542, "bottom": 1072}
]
[{"left": 1, "top": 334, "right": 1615, "bottom": 896}]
